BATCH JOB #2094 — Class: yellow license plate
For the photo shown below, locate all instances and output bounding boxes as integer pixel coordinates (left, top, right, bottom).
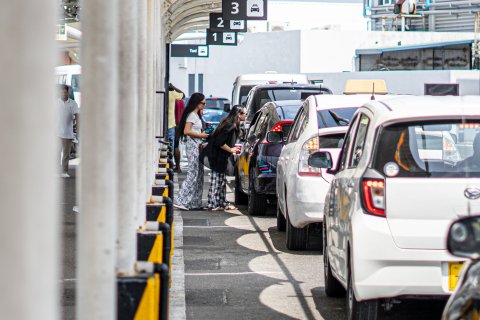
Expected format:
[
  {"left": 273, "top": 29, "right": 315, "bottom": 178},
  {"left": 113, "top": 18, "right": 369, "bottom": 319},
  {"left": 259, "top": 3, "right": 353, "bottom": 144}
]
[{"left": 448, "top": 262, "right": 464, "bottom": 291}]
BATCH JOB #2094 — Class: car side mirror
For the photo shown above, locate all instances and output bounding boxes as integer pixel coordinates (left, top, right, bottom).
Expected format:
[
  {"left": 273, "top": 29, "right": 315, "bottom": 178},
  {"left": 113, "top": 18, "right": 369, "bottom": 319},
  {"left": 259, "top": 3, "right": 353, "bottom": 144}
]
[
  {"left": 266, "top": 131, "right": 283, "bottom": 144},
  {"left": 308, "top": 151, "right": 332, "bottom": 169},
  {"left": 447, "top": 216, "right": 480, "bottom": 260},
  {"left": 224, "top": 103, "right": 231, "bottom": 112},
  {"left": 247, "top": 134, "right": 257, "bottom": 144}
]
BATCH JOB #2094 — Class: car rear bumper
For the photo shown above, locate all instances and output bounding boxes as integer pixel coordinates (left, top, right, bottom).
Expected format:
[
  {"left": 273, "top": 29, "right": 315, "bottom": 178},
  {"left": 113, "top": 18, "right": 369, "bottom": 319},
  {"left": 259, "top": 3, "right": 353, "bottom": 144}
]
[
  {"left": 288, "top": 176, "right": 329, "bottom": 228},
  {"left": 255, "top": 173, "right": 277, "bottom": 195},
  {"left": 351, "top": 212, "right": 463, "bottom": 301}
]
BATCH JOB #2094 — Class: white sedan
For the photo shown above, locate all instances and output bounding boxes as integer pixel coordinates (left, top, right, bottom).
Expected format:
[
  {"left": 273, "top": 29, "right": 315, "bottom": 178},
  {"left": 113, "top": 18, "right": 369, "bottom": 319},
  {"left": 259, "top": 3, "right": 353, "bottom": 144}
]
[{"left": 276, "top": 94, "right": 381, "bottom": 250}]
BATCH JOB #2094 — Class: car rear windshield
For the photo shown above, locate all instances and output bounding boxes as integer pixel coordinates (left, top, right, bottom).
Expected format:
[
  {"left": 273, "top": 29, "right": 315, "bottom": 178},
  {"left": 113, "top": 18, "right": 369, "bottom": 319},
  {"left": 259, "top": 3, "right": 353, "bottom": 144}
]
[
  {"left": 205, "top": 99, "right": 227, "bottom": 110},
  {"left": 276, "top": 104, "right": 301, "bottom": 120},
  {"left": 319, "top": 133, "right": 345, "bottom": 148},
  {"left": 373, "top": 120, "right": 480, "bottom": 177},
  {"left": 247, "top": 88, "right": 324, "bottom": 121},
  {"left": 317, "top": 107, "right": 357, "bottom": 129},
  {"left": 203, "top": 109, "right": 227, "bottom": 123}
]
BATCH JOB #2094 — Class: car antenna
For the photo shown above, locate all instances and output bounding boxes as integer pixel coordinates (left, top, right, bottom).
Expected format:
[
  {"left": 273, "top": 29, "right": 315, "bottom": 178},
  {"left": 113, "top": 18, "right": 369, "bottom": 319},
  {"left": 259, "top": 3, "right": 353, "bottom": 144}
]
[{"left": 371, "top": 83, "right": 376, "bottom": 100}]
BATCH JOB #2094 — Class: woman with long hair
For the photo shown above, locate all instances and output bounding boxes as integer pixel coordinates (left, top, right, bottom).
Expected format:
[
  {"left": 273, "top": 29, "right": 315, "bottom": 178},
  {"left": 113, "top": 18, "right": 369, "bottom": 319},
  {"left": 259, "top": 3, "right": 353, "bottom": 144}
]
[
  {"left": 205, "top": 105, "right": 247, "bottom": 211},
  {"left": 174, "top": 92, "right": 209, "bottom": 210}
]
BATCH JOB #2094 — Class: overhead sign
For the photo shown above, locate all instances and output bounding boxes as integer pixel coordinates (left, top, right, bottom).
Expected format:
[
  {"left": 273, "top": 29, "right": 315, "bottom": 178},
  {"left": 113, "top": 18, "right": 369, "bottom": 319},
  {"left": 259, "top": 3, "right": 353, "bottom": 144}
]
[
  {"left": 207, "top": 30, "right": 238, "bottom": 46},
  {"left": 209, "top": 13, "right": 247, "bottom": 32},
  {"left": 222, "top": 0, "right": 267, "bottom": 20},
  {"left": 170, "top": 44, "right": 209, "bottom": 58}
]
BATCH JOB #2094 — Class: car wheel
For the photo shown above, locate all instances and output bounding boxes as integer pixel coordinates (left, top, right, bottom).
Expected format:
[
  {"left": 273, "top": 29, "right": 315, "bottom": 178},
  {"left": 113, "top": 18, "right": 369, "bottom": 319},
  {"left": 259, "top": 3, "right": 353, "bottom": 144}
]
[
  {"left": 285, "top": 205, "right": 308, "bottom": 250},
  {"left": 247, "top": 170, "right": 266, "bottom": 216},
  {"left": 347, "top": 258, "right": 379, "bottom": 320},
  {"left": 234, "top": 170, "right": 248, "bottom": 205},
  {"left": 276, "top": 200, "right": 286, "bottom": 232},
  {"left": 323, "top": 222, "right": 345, "bottom": 297}
]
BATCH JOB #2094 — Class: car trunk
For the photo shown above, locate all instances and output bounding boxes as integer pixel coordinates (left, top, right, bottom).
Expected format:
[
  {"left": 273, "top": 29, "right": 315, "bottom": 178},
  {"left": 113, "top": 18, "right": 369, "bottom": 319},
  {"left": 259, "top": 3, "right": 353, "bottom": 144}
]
[{"left": 385, "top": 178, "right": 480, "bottom": 249}]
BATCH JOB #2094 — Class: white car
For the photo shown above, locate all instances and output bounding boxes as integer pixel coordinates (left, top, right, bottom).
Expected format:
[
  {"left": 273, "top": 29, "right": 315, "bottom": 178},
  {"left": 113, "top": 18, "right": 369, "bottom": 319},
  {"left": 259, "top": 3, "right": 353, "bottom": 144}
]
[
  {"left": 276, "top": 94, "right": 394, "bottom": 250},
  {"left": 317, "top": 95, "right": 480, "bottom": 319}
]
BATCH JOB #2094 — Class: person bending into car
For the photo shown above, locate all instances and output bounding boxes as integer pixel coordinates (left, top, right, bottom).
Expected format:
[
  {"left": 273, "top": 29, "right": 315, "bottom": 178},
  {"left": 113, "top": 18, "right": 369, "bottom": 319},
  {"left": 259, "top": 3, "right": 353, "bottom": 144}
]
[
  {"left": 203, "top": 106, "right": 247, "bottom": 211},
  {"left": 173, "top": 93, "right": 209, "bottom": 211}
]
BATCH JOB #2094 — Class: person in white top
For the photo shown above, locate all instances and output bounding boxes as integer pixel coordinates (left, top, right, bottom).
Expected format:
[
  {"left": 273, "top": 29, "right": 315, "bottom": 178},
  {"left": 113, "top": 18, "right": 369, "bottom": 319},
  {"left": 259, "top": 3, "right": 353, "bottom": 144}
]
[
  {"left": 173, "top": 92, "right": 209, "bottom": 210},
  {"left": 57, "top": 84, "right": 79, "bottom": 178}
]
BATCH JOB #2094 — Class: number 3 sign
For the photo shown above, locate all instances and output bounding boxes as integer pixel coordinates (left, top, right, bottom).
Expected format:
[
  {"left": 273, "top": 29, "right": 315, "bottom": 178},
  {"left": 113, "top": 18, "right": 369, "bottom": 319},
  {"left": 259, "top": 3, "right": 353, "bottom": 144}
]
[{"left": 222, "top": 0, "right": 267, "bottom": 20}]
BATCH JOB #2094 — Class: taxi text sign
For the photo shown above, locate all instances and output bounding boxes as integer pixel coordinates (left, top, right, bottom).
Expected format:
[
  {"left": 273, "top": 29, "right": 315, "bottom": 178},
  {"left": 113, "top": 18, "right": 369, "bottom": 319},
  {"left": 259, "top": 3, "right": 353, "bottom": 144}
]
[
  {"left": 222, "top": 0, "right": 267, "bottom": 20},
  {"left": 171, "top": 45, "right": 209, "bottom": 58},
  {"left": 206, "top": 30, "right": 238, "bottom": 46},
  {"left": 209, "top": 13, "right": 247, "bottom": 32}
]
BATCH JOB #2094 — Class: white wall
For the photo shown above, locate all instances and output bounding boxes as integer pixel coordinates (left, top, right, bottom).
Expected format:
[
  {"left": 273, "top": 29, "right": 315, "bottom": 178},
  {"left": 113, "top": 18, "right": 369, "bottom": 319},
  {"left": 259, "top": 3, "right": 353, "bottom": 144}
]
[
  {"left": 170, "top": 30, "right": 477, "bottom": 99},
  {"left": 307, "top": 70, "right": 480, "bottom": 95}
]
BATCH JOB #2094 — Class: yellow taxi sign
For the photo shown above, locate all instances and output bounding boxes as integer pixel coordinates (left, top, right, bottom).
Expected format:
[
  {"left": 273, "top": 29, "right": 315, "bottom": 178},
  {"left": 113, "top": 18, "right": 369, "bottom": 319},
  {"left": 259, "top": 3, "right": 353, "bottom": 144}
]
[{"left": 344, "top": 79, "right": 388, "bottom": 95}]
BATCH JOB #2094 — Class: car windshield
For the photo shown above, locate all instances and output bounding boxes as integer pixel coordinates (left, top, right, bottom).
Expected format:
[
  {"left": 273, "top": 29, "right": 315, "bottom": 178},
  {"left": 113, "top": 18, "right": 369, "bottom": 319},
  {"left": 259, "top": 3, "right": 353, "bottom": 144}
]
[
  {"left": 317, "top": 107, "right": 358, "bottom": 128},
  {"left": 373, "top": 120, "right": 480, "bottom": 177},
  {"left": 203, "top": 109, "right": 227, "bottom": 123},
  {"left": 240, "top": 85, "right": 254, "bottom": 105},
  {"left": 205, "top": 99, "right": 227, "bottom": 110}
]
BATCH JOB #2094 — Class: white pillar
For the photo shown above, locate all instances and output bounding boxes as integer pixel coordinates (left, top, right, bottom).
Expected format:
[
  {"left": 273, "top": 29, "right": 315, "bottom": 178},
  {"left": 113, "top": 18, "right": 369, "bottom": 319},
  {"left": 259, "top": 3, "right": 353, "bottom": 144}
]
[
  {"left": 0, "top": 2, "right": 59, "bottom": 319},
  {"left": 117, "top": 0, "right": 139, "bottom": 274},
  {"left": 78, "top": 0, "right": 118, "bottom": 318},
  {"left": 147, "top": 0, "right": 156, "bottom": 189},
  {"left": 137, "top": 0, "right": 148, "bottom": 226}
]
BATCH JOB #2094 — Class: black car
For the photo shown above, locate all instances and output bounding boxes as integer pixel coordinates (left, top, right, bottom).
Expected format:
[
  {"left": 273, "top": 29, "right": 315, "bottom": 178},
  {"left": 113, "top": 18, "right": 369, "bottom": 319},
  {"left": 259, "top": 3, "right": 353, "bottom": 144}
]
[
  {"left": 243, "top": 83, "right": 331, "bottom": 125},
  {"left": 235, "top": 100, "right": 302, "bottom": 215},
  {"left": 442, "top": 215, "right": 480, "bottom": 320}
]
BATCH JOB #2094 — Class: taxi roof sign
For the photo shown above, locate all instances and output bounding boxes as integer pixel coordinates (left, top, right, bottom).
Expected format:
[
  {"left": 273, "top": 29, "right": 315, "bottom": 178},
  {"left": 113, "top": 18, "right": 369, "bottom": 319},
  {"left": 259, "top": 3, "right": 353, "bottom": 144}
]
[{"left": 344, "top": 79, "right": 388, "bottom": 95}]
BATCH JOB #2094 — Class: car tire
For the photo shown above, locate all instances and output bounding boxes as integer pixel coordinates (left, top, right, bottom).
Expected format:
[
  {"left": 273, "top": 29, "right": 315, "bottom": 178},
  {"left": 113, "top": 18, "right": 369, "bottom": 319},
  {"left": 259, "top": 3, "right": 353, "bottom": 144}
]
[
  {"left": 286, "top": 207, "right": 308, "bottom": 250},
  {"left": 323, "top": 222, "right": 345, "bottom": 297},
  {"left": 276, "top": 200, "right": 286, "bottom": 232},
  {"left": 248, "top": 170, "right": 266, "bottom": 216},
  {"left": 347, "top": 258, "right": 379, "bottom": 320},
  {"left": 234, "top": 170, "right": 248, "bottom": 205}
]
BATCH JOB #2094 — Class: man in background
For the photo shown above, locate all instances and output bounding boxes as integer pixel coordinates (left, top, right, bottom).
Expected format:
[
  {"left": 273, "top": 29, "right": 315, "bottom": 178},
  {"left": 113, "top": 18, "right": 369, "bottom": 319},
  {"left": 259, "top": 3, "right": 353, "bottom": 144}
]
[
  {"left": 167, "top": 83, "right": 184, "bottom": 162},
  {"left": 57, "top": 84, "right": 79, "bottom": 178}
]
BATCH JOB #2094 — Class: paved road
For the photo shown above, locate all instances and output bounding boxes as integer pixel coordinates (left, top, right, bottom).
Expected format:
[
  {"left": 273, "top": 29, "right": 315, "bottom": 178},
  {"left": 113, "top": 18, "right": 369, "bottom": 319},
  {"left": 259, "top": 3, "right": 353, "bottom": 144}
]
[{"left": 180, "top": 174, "right": 447, "bottom": 320}]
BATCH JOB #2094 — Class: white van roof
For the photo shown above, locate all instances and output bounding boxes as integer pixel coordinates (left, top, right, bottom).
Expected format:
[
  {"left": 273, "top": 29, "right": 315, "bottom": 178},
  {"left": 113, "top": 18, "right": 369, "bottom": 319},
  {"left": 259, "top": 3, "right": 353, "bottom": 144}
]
[{"left": 234, "top": 73, "right": 308, "bottom": 84}]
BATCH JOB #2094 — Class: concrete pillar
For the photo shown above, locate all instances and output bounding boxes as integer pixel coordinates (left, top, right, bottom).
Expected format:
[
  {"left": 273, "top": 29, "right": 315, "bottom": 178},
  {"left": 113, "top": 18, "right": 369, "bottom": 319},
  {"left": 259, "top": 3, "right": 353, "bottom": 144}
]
[
  {"left": 117, "top": 0, "right": 139, "bottom": 274},
  {"left": 78, "top": 0, "right": 118, "bottom": 318},
  {"left": 0, "top": 2, "right": 59, "bottom": 319},
  {"left": 137, "top": 0, "right": 148, "bottom": 226},
  {"left": 147, "top": 0, "right": 155, "bottom": 188}
]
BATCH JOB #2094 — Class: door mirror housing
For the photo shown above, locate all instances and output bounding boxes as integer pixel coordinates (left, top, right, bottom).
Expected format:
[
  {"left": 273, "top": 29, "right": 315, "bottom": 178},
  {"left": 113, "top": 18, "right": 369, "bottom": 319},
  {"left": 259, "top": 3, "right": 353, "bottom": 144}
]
[
  {"left": 447, "top": 216, "right": 480, "bottom": 260},
  {"left": 266, "top": 131, "right": 283, "bottom": 144},
  {"left": 224, "top": 103, "right": 231, "bottom": 112},
  {"left": 308, "top": 151, "right": 332, "bottom": 169}
]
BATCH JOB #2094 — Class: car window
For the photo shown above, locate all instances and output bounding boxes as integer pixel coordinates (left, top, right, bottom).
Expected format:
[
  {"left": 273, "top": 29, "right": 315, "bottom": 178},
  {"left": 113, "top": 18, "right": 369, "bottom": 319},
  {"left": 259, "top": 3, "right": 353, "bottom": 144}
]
[
  {"left": 372, "top": 120, "right": 479, "bottom": 178},
  {"left": 205, "top": 99, "right": 227, "bottom": 110},
  {"left": 317, "top": 107, "right": 358, "bottom": 129},
  {"left": 293, "top": 106, "right": 309, "bottom": 141},
  {"left": 338, "top": 114, "right": 359, "bottom": 171},
  {"left": 254, "top": 112, "right": 268, "bottom": 136},
  {"left": 349, "top": 114, "right": 370, "bottom": 168},
  {"left": 277, "top": 104, "right": 302, "bottom": 120},
  {"left": 287, "top": 108, "right": 305, "bottom": 144}
]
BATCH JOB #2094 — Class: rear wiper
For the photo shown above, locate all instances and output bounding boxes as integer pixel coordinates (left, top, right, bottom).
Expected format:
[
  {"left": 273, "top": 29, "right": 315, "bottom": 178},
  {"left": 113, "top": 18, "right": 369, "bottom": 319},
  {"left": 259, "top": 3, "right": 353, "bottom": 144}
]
[{"left": 328, "top": 110, "right": 350, "bottom": 125}]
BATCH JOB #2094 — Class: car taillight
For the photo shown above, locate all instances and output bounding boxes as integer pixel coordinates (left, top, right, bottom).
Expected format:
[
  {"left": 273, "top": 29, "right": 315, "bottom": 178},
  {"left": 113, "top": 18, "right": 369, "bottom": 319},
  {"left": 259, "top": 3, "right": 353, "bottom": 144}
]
[
  {"left": 443, "top": 137, "right": 460, "bottom": 162},
  {"left": 270, "top": 120, "right": 291, "bottom": 132},
  {"left": 298, "top": 136, "right": 321, "bottom": 176},
  {"left": 459, "top": 123, "right": 480, "bottom": 129},
  {"left": 362, "top": 178, "right": 385, "bottom": 217}
]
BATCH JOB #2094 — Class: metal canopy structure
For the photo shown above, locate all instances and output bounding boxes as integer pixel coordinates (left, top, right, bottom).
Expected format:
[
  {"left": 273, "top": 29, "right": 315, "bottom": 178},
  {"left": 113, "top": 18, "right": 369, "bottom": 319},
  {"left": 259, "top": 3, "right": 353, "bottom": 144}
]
[{"left": 60, "top": 0, "right": 224, "bottom": 42}]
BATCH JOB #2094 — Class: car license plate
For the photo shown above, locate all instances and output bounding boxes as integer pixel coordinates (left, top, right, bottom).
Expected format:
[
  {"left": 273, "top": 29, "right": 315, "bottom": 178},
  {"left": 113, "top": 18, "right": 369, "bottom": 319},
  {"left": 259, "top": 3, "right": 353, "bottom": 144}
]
[{"left": 448, "top": 262, "right": 464, "bottom": 291}]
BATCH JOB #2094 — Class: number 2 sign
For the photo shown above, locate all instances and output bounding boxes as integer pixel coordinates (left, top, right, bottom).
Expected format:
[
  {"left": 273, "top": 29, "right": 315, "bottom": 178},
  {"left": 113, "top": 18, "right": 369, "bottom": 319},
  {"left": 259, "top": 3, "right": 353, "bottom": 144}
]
[
  {"left": 209, "top": 13, "right": 247, "bottom": 32},
  {"left": 222, "top": 0, "right": 267, "bottom": 20}
]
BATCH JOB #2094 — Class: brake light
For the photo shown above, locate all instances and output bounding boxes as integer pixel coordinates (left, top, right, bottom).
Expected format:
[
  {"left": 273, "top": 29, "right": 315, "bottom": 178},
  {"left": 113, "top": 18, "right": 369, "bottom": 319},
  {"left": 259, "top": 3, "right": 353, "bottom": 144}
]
[
  {"left": 206, "top": 122, "right": 212, "bottom": 127},
  {"left": 298, "top": 136, "right": 321, "bottom": 176},
  {"left": 459, "top": 123, "right": 480, "bottom": 129},
  {"left": 271, "top": 120, "right": 292, "bottom": 132},
  {"left": 362, "top": 178, "right": 385, "bottom": 217}
]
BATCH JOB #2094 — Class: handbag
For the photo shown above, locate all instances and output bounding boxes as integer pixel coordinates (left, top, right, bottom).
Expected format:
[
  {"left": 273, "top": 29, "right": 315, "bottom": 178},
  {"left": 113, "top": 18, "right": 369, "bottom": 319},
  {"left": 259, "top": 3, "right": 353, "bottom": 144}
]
[
  {"left": 225, "top": 155, "right": 236, "bottom": 177},
  {"left": 393, "top": 3, "right": 401, "bottom": 14}
]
